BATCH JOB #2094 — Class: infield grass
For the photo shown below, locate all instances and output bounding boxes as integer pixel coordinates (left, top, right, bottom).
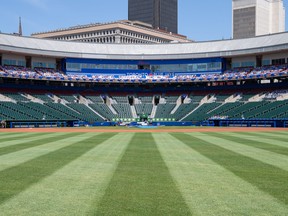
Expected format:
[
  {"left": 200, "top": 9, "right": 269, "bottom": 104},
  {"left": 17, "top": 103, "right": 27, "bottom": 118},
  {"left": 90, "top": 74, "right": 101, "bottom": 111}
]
[{"left": 0, "top": 129, "right": 287, "bottom": 215}]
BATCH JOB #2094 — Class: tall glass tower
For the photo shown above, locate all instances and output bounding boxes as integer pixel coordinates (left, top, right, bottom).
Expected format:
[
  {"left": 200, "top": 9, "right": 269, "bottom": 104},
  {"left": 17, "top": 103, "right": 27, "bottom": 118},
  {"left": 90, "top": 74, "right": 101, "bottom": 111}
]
[{"left": 128, "top": 0, "right": 178, "bottom": 33}]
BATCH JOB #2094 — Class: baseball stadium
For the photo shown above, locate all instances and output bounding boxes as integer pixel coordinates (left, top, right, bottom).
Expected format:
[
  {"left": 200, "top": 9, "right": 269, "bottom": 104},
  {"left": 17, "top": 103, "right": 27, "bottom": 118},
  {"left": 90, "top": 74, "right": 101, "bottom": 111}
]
[{"left": 0, "top": 13, "right": 288, "bottom": 216}]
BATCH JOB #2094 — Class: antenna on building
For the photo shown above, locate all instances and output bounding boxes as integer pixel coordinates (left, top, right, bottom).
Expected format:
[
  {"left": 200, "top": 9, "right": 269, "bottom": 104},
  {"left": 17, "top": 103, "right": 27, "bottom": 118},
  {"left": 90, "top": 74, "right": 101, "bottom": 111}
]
[{"left": 19, "top": 17, "right": 22, "bottom": 36}]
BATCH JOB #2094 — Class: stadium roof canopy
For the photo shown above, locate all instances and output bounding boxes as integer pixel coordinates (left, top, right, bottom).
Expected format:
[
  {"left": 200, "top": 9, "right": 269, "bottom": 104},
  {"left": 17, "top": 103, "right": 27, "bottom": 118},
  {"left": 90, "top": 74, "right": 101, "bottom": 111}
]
[{"left": 0, "top": 32, "right": 288, "bottom": 60}]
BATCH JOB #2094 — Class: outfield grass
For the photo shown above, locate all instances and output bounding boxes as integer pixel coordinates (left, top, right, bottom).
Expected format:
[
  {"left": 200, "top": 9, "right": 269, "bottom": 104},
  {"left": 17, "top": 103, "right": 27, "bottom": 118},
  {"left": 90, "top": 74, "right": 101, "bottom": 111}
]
[{"left": 0, "top": 130, "right": 287, "bottom": 215}]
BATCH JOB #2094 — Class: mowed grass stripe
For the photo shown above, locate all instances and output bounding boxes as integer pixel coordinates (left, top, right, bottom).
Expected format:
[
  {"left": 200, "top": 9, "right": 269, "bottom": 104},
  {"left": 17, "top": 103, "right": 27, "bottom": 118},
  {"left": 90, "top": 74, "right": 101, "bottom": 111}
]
[
  {"left": 0, "top": 133, "right": 51, "bottom": 147},
  {"left": 95, "top": 133, "right": 191, "bottom": 216},
  {"left": 227, "top": 132, "right": 288, "bottom": 148},
  {"left": 0, "top": 133, "right": 80, "bottom": 156},
  {"left": 0, "top": 133, "right": 39, "bottom": 141},
  {"left": 197, "top": 132, "right": 288, "bottom": 172},
  {"left": 0, "top": 133, "right": 99, "bottom": 173},
  {"left": 0, "top": 133, "right": 20, "bottom": 136},
  {"left": 0, "top": 133, "right": 132, "bottom": 216},
  {"left": 210, "top": 132, "right": 288, "bottom": 156},
  {"left": 171, "top": 133, "right": 288, "bottom": 205},
  {"left": 0, "top": 133, "right": 117, "bottom": 204},
  {"left": 241, "top": 131, "right": 288, "bottom": 143},
  {"left": 155, "top": 133, "right": 288, "bottom": 216},
  {"left": 269, "top": 131, "right": 288, "bottom": 135}
]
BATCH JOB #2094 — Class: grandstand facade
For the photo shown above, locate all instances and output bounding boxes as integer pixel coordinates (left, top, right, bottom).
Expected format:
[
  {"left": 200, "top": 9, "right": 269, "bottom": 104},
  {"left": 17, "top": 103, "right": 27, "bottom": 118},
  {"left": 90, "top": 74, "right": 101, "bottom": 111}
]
[{"left": 0, "top": 32, "right": 288, "bottom": 127}]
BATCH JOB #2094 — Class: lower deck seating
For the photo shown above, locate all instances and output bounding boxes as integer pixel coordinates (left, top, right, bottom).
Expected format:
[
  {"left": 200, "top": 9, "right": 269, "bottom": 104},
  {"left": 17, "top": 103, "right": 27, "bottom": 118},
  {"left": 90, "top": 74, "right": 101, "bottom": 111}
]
[
  {"left": 89, "top": 104, "right": 116, "bottom": 121},
  {"left": 135, "top": 104, "right": 153, "bottom": 116},
  {"left": 1, "top": 90, "right": 288, "bottom": 122},
  {"left": 154, "top": 104, "right": 176, "bottom": 119},
  {"left": 112, "top": 104, "right": 133, "bottom": 119},
  {"left": 171, "top": 103, "right": 199, "bottom": 120}
]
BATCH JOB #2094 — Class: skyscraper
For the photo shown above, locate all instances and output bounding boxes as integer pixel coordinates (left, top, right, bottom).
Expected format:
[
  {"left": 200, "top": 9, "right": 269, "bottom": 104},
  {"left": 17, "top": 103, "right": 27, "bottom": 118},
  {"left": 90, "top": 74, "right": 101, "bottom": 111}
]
[
  {"left": 232, "top": 0, "right": 285, "bottom": 39},
  {"left": 128, "top": 0, "right": 178, "bottom": 33}
]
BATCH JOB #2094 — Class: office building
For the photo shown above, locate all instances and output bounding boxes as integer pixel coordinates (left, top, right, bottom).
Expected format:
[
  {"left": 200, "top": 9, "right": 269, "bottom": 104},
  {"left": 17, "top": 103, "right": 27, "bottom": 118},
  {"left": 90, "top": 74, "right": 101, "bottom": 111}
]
[
  {"left": 128, "top": 0, "right": 178, "bottom": 33},
  {"left": 233, "top": 0, "right": 285, "bottom": 39},
  {"left": 32, "top": 20, "right": 190, "bottom": 44}
]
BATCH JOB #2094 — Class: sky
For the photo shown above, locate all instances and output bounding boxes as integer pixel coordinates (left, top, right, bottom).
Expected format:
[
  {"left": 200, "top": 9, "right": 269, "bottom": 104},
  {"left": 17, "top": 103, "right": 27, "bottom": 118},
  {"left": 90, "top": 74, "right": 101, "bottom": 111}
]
[{"left": 0, "top": 0, "right": 287, "bottom": 41}]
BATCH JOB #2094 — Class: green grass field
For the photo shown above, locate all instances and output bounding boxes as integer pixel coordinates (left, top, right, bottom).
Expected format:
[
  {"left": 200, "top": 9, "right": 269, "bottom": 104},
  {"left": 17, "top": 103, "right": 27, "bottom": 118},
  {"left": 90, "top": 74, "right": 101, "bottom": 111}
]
[{"left": 0, "top": 130, "right": 287, "bottom": 215}]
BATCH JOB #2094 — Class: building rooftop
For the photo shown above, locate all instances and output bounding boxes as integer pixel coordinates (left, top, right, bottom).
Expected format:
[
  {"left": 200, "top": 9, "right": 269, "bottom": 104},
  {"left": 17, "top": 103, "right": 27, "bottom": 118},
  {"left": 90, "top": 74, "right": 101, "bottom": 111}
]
[{"left": 31, "top": 20, "right": 189, "bottom": 41}]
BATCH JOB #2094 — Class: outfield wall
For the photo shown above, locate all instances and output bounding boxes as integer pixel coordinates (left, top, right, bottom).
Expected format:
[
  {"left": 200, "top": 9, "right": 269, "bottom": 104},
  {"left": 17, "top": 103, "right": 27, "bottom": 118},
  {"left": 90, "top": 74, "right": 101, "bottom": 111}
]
[
  {"left": 7, "top": 120, "right": 78, "bottom": 128},
  {"left": 212, "top": 119, "right": 288, "bottom": 128},
  {"left": 6, "top": 119, "right": 287, "bottom": 128}
]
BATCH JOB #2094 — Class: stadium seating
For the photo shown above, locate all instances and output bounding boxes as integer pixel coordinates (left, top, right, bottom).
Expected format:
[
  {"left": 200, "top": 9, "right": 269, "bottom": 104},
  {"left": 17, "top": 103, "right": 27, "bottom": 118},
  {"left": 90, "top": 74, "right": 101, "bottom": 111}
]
[
  {"left": 154, "top": 104, "right": 176, "bottom": 119},
  {"left": 135, "top": 104, "right": 153, "bottom": 116},
  {"left": 0, "top": 88, "right": 288, "bottom": 122},
  {"left": 67, "top": 103, "right": 103, "bottom": 122},
  {"left": 139, "top": 96, "right": 153, "bottom": 103},
  {"left": 214, "top": 94, "right": 230, "bottom": 102},
  {"left": 112, "top": 96, "right": 128, "bottom": 103},
  {"left": 1, "top": 86, "right": 288, "bottom": 124},
  {"left": 171, "top": 103, "right": 199, "bottom": 120},
  {"left": 85, "top": 95, "right": 104, "bottom": 103},
  {"left": 112, "top": 104, "right": 133, "bottom": 119},
  {"left": 44, "top": 103, "right": 81, "bottom": 120},
  {"left": 0, "top": 64, "right": 287, "bottom": 83},
  {"left": 183, "top": 103, "right": 220, "bottom": 121},
  {"left": 89, "top": 103, "right": 116, "bottom": 120},
  {"left": 31, "top": 94, "right": 55, "bottom": 102},
  {"left": 164, "top": 96, "right": 179, "bottom": 104},
  {"left": 0, "top": 102, "right": 33, "bottom": 120},
  {"left": 2, "top": 93, "right": 30, "bottom": 102},
  {"left": 58, "top": 95, "right": 78, "bottom": 103}
]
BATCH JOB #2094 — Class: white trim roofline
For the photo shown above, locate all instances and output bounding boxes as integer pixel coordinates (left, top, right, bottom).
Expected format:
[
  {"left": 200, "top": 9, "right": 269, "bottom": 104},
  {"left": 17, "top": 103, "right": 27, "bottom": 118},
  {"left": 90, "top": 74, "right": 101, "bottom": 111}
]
[{"left": 0, "top": 32, "right": 288, "bottom": 60}]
